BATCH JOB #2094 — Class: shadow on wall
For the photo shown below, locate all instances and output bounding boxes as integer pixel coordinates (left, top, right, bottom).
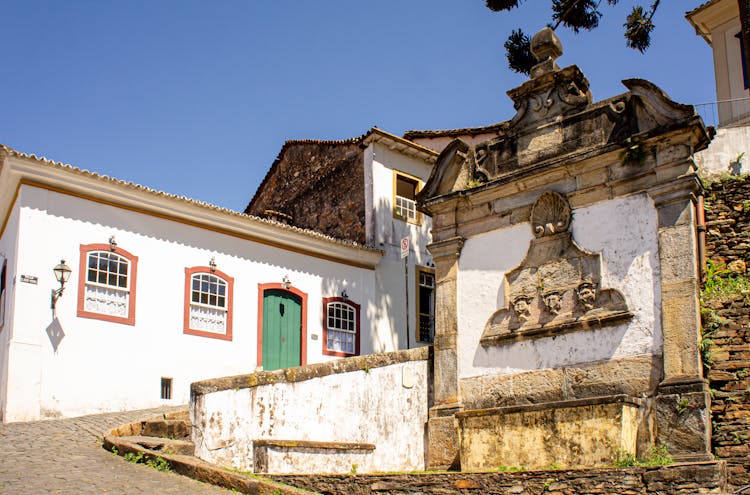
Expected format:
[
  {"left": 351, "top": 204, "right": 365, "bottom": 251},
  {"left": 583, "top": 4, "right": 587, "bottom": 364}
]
[{"left": 729, "top": 152, "right": 745, "bottom": 176}]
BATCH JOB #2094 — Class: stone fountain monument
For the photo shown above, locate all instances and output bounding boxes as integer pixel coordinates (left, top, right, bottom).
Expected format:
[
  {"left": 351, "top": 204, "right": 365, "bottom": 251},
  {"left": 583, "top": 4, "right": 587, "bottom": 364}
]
[{"left": 418, "top": 27, "right": 712, "bottom": 470}]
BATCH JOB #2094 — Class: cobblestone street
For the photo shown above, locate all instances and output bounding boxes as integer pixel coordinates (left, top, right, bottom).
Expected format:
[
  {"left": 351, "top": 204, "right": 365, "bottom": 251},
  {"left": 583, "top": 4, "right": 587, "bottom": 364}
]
[{"left": 0, "top": 407, "right": 235, "bottom": 494}]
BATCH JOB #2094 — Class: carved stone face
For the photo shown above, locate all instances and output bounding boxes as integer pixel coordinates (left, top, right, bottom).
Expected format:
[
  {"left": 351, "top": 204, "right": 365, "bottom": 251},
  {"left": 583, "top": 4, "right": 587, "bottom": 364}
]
[
  {"left": 512, "top": 296, "right": 532, "bottom": 323},
  {"left": 576, "top": 283, "right": 597, "bottom": 311},
  {"left": 542, "top": 291, "right": 563, "bottom": 316}
]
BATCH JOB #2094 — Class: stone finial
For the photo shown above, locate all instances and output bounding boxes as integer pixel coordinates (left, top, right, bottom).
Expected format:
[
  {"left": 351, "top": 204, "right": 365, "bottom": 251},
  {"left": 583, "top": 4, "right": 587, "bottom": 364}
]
[{"left": 530, "top": 27, "right": 562, "bottom": 78}]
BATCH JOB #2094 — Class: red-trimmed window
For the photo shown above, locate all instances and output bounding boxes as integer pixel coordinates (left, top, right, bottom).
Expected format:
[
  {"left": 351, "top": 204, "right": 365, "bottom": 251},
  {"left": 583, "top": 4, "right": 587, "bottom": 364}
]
[
  {"left": 322, "top": 297, "right": 360, "bottom": 357},
  {"left": 77, "top": 244, "right": 138, "bottom": 325},
  {"left": 184, "top": 267, "right": 233, "bottom": 341}
]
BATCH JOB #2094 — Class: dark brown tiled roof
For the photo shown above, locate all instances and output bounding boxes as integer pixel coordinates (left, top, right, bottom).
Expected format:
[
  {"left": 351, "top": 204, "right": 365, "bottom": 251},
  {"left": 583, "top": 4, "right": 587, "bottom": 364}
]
[
  {"left": 246, "top": 127, "right": 437, "bottom": 214},
  {"left": 245, "top": 131, "right": 371, "bottom": 215}
]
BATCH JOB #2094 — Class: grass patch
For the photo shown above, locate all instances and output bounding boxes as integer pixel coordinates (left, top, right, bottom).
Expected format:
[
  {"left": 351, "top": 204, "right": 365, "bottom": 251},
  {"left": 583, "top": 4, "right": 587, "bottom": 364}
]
[
  {"left": 701, "top": 260, "right": 750, "bottom": 303},
  {"left": 612, "top": 444, "right": 672, "bottom": 468},
  {"left": 122, "top": 450, "right": 171, "bottom": 472}
]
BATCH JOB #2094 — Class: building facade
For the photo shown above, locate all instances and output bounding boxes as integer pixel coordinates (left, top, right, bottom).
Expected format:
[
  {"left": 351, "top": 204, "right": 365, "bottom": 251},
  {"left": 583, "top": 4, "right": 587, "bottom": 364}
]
[{"left": 0, "top": 127, "right": 437, "bottom": 422}]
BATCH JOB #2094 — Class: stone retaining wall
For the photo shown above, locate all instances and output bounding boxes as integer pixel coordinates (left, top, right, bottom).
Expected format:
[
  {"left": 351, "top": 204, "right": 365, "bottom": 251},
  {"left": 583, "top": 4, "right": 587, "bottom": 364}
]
[
  {"left": 191, "top": 347, "right": 431, "bottom": 474},
  {"left": 268, "top": 461, "right": 727, "bottom": 495},
  {"left": 703, "top": 175, "right": 750, "bottom": 488},
  {"left": 704, "top": 176, "right": 750, "bottom": 270}
]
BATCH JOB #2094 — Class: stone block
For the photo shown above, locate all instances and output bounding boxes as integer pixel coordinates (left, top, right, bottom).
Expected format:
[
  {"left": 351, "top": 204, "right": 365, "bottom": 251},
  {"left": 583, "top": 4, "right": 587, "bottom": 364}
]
[
  {"left": 427, "top": 414, "right": 460, "bottom": 470},
  {"left": 654, "top": 389, "right": 712, "bottom": 461},
  {"left": 575, "top": 166, "right": 609, "bottom": 190},
  {"left": 567, "top": 185, "right": 612, "bottom": 208},
  {"left": 457, "top": 395, "right": 643, "bottom": 470},
  {"left": 564, "top": 355, "right": 662, "bottom": 399},
  {"left": 459, "top": 369, "right": 565, "bottom": 410}
]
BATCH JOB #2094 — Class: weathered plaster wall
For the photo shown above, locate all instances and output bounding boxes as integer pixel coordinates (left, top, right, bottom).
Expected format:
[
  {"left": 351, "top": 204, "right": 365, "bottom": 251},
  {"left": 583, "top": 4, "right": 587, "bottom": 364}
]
[
  {"left": 694, "top": 126, "right": 750, "bottom": 176},
  {"left": 4, "top": 185, "right": 381, "bottom": 422},
  {"left": 456, "top": 194, "right": 661, "bottom": 406},
  {"left": 192, "top": 348, "right": 430, "bottom": 474}
]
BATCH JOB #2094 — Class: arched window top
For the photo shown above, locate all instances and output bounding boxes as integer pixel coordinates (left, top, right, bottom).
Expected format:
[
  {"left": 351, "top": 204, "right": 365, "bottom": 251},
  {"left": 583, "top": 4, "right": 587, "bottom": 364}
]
[
  {"left": 184, "top": 266, "right": 234, "bottom": 341},
  {"left": 77, "top": 243, "right": 138, "bottom": 326},
  {"left": 86, "top": 250, "right": 130, "bottom": 289},
  {"left": 190, "top": 272, "right": 228, "bottom": 310},
  {"left": 323, "top": 297, "right": 360, "bottom": 357}
]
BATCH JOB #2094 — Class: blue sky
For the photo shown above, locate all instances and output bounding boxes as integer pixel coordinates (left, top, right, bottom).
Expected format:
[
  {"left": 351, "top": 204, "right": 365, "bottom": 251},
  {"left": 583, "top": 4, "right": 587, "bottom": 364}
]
[{"left": 1, "top": 1, "right": 715, "bottom": 212}]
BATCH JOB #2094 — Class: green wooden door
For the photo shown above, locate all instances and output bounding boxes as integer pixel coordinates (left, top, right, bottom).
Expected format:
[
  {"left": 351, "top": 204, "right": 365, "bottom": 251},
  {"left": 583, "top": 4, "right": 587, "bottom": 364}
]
[{"left": 262, "top": 289, "right": 302, "bottom": 370}]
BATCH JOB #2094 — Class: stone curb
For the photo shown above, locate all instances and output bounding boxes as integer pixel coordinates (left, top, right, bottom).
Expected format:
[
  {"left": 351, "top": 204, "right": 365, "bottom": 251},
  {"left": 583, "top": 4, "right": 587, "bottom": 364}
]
[{"left": 103, "top": 413, "right": 319, "bottom": 495}]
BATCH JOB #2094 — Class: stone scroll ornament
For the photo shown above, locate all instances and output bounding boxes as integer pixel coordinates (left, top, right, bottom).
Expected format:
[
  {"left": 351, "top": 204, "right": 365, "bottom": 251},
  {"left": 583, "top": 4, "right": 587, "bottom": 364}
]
[{"left": 481, "top": 192, "right": 632, "bottom": 346}]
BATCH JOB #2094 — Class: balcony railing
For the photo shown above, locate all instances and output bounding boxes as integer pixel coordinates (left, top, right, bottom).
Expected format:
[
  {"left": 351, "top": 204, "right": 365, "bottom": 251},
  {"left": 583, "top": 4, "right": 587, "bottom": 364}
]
[{"left": 694, "top": 97, "right": 750, "bottom": 129}]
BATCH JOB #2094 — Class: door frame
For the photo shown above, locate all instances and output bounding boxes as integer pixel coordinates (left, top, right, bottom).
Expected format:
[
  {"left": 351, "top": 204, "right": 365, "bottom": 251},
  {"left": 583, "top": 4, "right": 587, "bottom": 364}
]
[{"left": 257, "top": 282, "right": 308, "bottom": 368}]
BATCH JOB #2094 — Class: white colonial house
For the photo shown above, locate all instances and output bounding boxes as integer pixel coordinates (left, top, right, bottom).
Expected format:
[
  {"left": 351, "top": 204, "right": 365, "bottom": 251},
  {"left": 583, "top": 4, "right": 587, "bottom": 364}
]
[{"left": 0, "top": 127, "right": 437, "bottom": 422}]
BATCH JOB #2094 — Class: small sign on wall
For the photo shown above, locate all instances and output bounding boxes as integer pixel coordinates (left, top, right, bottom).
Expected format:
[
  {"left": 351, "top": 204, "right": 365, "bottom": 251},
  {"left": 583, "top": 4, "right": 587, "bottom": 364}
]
[
  {"left": 400, "top": 237, "right": 409, "bottom": 259},
  {"left": 20, "top": 275, "right": 38, "bottom": 285}
]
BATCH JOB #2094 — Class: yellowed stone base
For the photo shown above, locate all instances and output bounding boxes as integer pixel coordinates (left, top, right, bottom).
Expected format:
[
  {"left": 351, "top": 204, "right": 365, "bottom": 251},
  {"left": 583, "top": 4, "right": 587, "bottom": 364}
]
[{"left": 457, "top": 395, "right": 644, "bottom": 470}]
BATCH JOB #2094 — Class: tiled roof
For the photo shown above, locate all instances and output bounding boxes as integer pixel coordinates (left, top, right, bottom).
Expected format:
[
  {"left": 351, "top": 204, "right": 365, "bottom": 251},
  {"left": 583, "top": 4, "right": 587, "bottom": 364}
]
[
  {"left": 0, "top": 144, "right": 380, "bottom": 254},
  {"left": 685, "top": 0, "right": 723, "bottom": 18},
  {"left": 245, "top": 127, "right": 437, "bottom": 214}
]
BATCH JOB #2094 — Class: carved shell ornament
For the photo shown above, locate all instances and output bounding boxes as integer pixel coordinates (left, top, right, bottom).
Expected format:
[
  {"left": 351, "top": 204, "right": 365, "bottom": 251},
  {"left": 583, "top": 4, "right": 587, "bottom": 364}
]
[{"left": 531, "top": 191, "right": 571, "bottom": 238}]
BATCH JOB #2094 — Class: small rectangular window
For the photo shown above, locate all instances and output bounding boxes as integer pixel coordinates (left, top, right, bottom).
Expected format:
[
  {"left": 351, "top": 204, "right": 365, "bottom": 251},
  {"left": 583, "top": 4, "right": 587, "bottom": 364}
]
[
  {"left": 323, "top": 298, "right": 360, "bottom": 357},
  {"left": 393, "top": 171, "right": 421, "bottom": 224},
  {"left": 160, "top": 377, "right": 172, "bottom": 400},
  {"left": 737, "top": 32, "right": 749, "bottom": 90}
]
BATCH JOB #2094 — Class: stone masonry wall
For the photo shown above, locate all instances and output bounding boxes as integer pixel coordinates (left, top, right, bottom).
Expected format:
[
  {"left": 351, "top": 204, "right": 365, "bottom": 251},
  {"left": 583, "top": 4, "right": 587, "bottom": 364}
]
[
  {"left": 246, "top": 141, "right": 366, "bottom": 244},
  {"left": 703, "top": 175, "right": 750, "bottom": 488},
  {"left": 268, "top": 462, "right": 726, "bottom": 495}
]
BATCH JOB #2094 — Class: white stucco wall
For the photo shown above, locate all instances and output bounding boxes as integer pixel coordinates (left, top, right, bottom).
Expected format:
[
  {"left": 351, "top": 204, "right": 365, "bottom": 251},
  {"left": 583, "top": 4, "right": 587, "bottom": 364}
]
[
  {"left": 457, "top": 194, "right": 661, "bottom": 379},
  {"left": 695, "top": 125, "right": 750, "bottom": 176},
  {"left": 3, "top": 185, "right": 381, "bottom": 422},
  {"left": 193, "top": 358, "right": 430, "bottom": 473},
  {"left": 368, "top": 142, "right": 434, "bottom": 350},
  {"left": 0, "top": 202, "right": 21, "bottom": 422},
  {"left": 711, "top": 17, "right": 745, "bottom": 106}
]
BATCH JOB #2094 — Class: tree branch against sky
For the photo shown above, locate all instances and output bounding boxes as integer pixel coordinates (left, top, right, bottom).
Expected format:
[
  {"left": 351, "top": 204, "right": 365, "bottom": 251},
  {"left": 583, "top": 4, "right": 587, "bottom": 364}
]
[{"left": 487, "top": 0, "right": 661, "bottom": 74}]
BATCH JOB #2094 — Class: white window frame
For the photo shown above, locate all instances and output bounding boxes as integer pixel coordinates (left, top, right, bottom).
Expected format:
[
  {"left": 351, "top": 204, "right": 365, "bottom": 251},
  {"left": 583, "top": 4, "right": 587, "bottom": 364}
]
[{"left": 323, "top": 298, "right": 360, "bottom": 356}]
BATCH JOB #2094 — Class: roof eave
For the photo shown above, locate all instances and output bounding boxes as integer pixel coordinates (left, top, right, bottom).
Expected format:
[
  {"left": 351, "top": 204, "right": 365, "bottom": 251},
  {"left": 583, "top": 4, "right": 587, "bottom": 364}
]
[{"left": 0, "top": 146, "right": 383, "bottom": 269}]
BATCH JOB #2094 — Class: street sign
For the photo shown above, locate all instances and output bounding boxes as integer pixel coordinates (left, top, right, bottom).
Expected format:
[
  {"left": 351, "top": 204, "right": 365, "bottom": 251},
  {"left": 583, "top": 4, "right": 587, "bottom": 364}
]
[{"left": 400, "top": 237, "right": 409, "bottom": 259}]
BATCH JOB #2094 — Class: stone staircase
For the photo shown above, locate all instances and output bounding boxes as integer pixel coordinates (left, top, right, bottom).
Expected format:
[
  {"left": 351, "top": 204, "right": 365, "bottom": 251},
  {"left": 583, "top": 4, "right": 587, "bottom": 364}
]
[{"left": 103, "top": 410, "right": 314, "bottom": 495}]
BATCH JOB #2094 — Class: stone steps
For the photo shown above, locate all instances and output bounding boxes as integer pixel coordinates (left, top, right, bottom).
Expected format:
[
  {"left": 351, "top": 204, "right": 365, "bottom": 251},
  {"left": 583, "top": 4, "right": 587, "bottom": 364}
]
[{"left": 119, "top": 435, "right": 195, "bottom": 456}]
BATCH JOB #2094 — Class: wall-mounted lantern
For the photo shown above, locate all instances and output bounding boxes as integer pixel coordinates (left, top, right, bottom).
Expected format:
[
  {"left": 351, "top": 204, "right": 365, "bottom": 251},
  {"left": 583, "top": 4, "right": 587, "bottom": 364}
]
[
  {"left": 109, "top": 235, "right": 117, "bottom": 252},
  {"left": 282, "top": 275, "right": 291, "bottom": 290},
  {"left": 341, "top": 289, "right": 348, "bottom": 300},
  {"left": 51, "top": 259, "right": 72, "bottom": 310},
  {"left": 209, "top": 257, "right": 217, "bottom": 272}
]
